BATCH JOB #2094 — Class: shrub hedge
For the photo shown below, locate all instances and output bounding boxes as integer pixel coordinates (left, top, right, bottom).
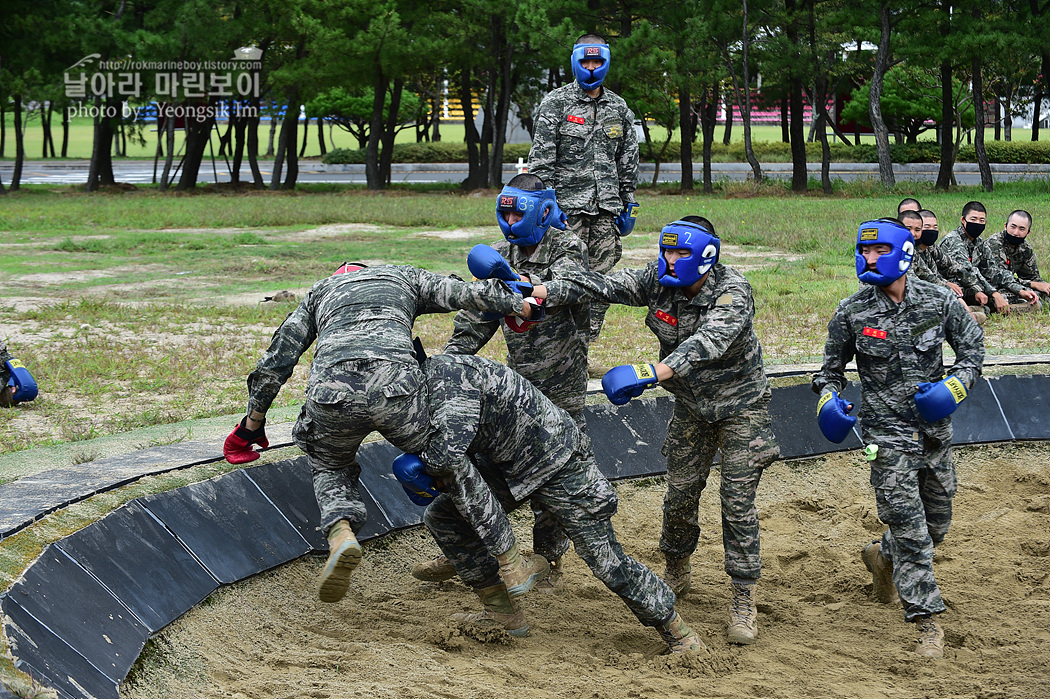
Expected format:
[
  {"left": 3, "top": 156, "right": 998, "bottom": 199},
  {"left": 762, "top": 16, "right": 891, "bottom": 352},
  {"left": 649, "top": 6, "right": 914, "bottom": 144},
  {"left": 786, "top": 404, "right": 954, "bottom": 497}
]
[{"left": 320, "top": 139, "right": 1050, "bottom": 165}]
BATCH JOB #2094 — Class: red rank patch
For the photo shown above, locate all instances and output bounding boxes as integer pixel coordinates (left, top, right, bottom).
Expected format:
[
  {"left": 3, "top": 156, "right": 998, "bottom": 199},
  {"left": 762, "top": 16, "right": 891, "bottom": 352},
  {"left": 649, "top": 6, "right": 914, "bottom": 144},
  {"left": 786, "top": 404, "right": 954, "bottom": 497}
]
[
  {"left": 655, "top": 309, "right": 678, "bottom": 326},
  {"left": 567, "top": 115, "right": 585, "bottom": 125},
  {"left": 862, "top": 327, "right": 887, "bottom": 339}
]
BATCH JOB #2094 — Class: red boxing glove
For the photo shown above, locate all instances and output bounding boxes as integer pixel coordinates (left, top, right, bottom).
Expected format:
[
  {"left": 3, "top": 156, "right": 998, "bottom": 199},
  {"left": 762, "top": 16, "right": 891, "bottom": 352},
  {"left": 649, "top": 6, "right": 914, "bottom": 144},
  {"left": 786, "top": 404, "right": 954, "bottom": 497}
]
[
  {"left": 505, "top": 298, "right": 545, "bottom": 333},
  {"left": 223, "top": 417, "right": 269, "bottom": 464}
]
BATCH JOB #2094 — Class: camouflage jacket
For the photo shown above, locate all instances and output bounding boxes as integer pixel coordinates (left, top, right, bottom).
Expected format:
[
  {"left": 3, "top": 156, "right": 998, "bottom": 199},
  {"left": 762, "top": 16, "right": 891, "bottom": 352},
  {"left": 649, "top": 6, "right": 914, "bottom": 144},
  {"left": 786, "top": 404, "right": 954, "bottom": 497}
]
[
  {"left": 246, "top": 265, "right": 524, "bottom": 415},
  {"left": 545, "top": 262, "right": 770, "bottom": 422},
  {"left": 917, "top": 243, "right": 981, "bottom": 296},
  {"left": 419, "top": 354, "right": 583, "bottom": 554},
  {"left": 986, "top": 230, "right": 1045, "bottom": 287},
  {"left": 813, "top": 278, "right": 984, "bottom": 453},
  {"left": 909, "top": 249, "right": 942, "bottom": 286},
  {"left": 0, "top": 342, "right": 11, "bottom": 387},
  {"left": 445, "top": 233, "right": 590, "bottom": 418},
  {"left": 940, "top": 226, "right": 1024, "bottom": 297},
  {"left": 527, "top": 82, "right": 638, "bottom": 216}
]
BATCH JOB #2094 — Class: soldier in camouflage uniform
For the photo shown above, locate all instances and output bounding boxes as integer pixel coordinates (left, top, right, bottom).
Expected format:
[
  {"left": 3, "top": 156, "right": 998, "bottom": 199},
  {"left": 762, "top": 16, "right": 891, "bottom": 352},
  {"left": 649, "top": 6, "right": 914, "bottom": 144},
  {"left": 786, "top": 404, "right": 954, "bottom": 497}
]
[
  {"left": 899, "top": 211, "right": 984, "bottom": 325},
  {"left": 813, "top": 219, "right": 984, "bottom": 659},
  {"left": 413, "top": 174, "right": 589, "bottom": 587},
  {"left": 417, "top": 352, "right": 703, "bottom": 653},
  {"left": 985, "top": 210, "right": 1050, "bottom": 307},
  {"left": 0, "top": 342, "right": 15, "bottom": 407},
  {"left": 939, "top": 201, "right": 1038, "bottom": 314},
  {"left": 225, "top": 264, "right": 532, "bottom": 604},
  {"left": 527, "top": 33, "right": 638, "bottom": 344},
  {"left": 537, "top": 216, "right": 780, "bottom": 646}
]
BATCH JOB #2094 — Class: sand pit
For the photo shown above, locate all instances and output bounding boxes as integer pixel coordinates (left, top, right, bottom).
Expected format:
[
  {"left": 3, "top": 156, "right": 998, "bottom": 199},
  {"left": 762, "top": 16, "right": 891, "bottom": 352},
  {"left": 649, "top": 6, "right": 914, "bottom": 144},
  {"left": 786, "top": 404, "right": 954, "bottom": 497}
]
[{"left": 122, "top": 442, "right": 1050, "bottom": 699}]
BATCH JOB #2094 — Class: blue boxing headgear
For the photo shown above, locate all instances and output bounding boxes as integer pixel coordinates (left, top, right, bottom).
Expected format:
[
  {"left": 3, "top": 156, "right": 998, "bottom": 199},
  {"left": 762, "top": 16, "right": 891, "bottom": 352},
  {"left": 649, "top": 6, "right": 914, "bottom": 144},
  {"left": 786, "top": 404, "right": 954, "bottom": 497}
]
[
  {"left": 496, "top": 186, "right": 567, "bottom": 247},
  {"left": 657, "top": 220, "right": 720, "bottom": 287},
  {"left": 571, "top": 44, "right": 611, "bottom": 91},
  {"left": 856, "top": 218, "right": 914, "bottom": 286}
]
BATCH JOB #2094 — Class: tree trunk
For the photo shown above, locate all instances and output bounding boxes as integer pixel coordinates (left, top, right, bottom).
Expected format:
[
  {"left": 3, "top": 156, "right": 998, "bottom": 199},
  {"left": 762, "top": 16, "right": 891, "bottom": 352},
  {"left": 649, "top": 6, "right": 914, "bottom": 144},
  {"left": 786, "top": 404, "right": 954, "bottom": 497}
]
[
  {"left": 809, "top": 5, "right": 831, "bottom": 194},
  {"left": 488, "top": 20, "right": 514, "bottom": 188},
  {"left": 365, "top": 64, "right": 386, "bottom": 190},
  {"left": 460, "top": 68, "right": 484, "bottom": 190},
  {"left": 1004, "top": 95, "right": 1012, "bottom": 141},
  {"left": 0, "top": 96, "right": 5, "bottom": 158},
  {"left": 177, "top": 113, "right": 215, "bottom": 191},
  {"left": 700, "top": 84, "right": 717, "bottom": 193},
  {"left": 380, "top": 80, "right": 403, "bottom": 186},
  {"left": 788, "top": 73, "right": 808, "bottom": 190},
  {"left": 317, "top": 116, "right": 327, "bottom": 156},
  {"left": 679, "top": 85, "right": 694, "bottom": 191},
  {"left": 43, "top": 102, "right": 56, "bottom": 158},
  {"left": 1033, "top": 53, "right": 1049, "bottom": 141},
  {"left": 972, "top": 56, "right": 992, "bottom": 191},
  {"left": 10, "top": 94, "right": 24, "bottom": 191},
  {"left": 298, "top": 113, "right": 309, "bottom": 158},
  {"left": 993, "top": 94, "right": 1001, "bottom": 140},
  {"left": 266, "top": 112, "right": 277, "bottom": 157},
  {"left": 480, "top": 67, "right": 494, "bottom": 187},
  {"left": 722, "top": 99, "right": 733, "bottom": 145},
  {"left": 935, "top": 58, "right": 954, "bottom": 190},
  {"left": 247, "top": 97, "right": 264, "bottom": 188},
  {"left": 61, "top": 104, "right": 69, "bottom": 158},
  {"left": 283, "top": 102, "right": 300, "bottom": 190},
  {"left": 780, "top": 91, "right": 789, "bottom": 143},
  {"left": 869, "top": 1, "right": 895, "bottom": 187},
  {"left": 159, "top": 111, "right": 176, "bottom": 190},
  {"left": 739, "top": 0, "right": 762, "bottom": 182}
]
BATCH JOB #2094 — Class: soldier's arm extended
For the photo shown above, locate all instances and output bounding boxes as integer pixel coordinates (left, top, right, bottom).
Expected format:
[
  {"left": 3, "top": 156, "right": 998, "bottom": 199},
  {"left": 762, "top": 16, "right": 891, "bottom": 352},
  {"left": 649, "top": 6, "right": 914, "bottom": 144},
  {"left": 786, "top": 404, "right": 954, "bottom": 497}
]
[
  {"left": 541, "top": 265, "right": 652, "bottom": 308},
  {"left": 246, "top": 290, "right": 318, "bottom": 415},
  {"left": 617, "top": 105, "right": 639, "bottom": 205},
  {"left": 526, "top": 98, "right": 559, "bottom": 187},
  {"left": 660, "top": 280, "right": 751, "bottom": 379},
  {"left": 943, "top": 294, "right": 985, "bottom": 389},
  {"left": 812, "top": 302, "right": 855, "bottom": 397},
  {"left": 444, "top": 309, "right": 500, "bottom": 356},
  {"left": 412, "top": 268, "right": 526, "bottom": 318}
]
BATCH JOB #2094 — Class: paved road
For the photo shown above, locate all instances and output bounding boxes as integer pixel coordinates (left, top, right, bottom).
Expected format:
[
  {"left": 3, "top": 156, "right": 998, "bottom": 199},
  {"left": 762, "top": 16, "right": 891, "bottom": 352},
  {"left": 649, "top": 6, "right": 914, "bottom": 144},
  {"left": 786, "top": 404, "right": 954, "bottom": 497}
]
[{"left": 3, "top": 159, "right": 1049, "bottom": 186}]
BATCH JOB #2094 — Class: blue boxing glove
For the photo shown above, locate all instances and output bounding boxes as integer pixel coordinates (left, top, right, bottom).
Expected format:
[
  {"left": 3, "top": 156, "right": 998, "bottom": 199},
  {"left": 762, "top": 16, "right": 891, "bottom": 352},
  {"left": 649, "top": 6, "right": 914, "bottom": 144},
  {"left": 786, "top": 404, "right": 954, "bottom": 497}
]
[
  {"left": 914, "top": 376, "right": 968, "bottom": 422},
  {"left": 816, "top": 391, "right": 856, "bottom": 443},
  {"left": 601, "top": 364, "right": 659, "bottom": 405},
  {"left": 467, "top": 244, "right": 520, "bottom": 282},
  {"left": 5, "top": 359, "right": 38, "bottom": 403},
  {"left": 392, "top": 453, "right": 439, "bottom": 507},
  {"left": 614, "top": 202, "right": 639, "bottom": 236}
]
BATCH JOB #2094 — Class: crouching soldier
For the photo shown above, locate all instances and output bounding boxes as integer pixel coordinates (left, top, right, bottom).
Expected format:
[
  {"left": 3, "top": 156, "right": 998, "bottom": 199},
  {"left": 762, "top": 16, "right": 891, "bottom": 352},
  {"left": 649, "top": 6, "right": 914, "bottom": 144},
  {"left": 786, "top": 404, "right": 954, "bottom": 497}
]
[
  {"left": 397, "top": 353, "right": 703, "bottom": 653},
  {"left": 813, "top": 219, "right": 984, "bottom": 658}
]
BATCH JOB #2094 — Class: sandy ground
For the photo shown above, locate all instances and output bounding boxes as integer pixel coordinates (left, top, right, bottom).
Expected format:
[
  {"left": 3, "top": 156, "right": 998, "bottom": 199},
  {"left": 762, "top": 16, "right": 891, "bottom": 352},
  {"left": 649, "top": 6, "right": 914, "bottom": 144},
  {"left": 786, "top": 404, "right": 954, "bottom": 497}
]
[{"left": 122, "top": 442, "right": 1050, "bottom": 699}]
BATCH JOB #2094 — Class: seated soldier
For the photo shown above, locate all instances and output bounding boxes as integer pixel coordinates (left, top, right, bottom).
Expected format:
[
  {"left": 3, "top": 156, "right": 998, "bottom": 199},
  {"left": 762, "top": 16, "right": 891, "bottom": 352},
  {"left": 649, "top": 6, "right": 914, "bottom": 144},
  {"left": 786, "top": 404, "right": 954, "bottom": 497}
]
[
  {"left": 985, "top": 209, "right": 1049, "bottom": 310},
  {"left": 900, "top": 211, "right": 983, "bottom": 324},
  {"left": 897, "top": 197, "right": 922, "bottom": 217},
  {"left": 399, "top": 353, "right": 703, "bottom": 654},
  {"left": 939, "top": 201, "right": 1037, "bottom": 315}
]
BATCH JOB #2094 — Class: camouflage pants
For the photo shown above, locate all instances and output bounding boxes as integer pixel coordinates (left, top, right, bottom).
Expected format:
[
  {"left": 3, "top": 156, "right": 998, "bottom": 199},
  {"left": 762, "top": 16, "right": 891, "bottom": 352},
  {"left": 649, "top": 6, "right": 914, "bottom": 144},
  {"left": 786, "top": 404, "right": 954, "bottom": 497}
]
[
  {"left": 530, "top": 404, "right": 588, "bottom": 564},
  {"left": 292, "top": 360, "right": 430, "bottom": 536},
  {"left": 567, "top": 213, "right": 622, "bottom": 342},
  {"left": 870, "top": 437, "right": 956, "bottom": 621},
  {"left": 424, "top": 452, "right": 677, "bottom": 627},
  {"left": 659, "top": 396, "right": 779, "bottom": 581}
]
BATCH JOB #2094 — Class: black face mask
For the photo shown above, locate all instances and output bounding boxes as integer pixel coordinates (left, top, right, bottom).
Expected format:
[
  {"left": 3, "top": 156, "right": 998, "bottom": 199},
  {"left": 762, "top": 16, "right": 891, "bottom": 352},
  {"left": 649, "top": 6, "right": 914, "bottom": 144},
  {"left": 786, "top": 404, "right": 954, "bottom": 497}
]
[
  {"left": 1003, "top": 231, "right": 1026, "bottom": 247},
  {"left": 920, "top": 228, "right": 939, "bottom": 247},
  {"left": 964, "top": 221, "right": 986, "bottom": 238}
]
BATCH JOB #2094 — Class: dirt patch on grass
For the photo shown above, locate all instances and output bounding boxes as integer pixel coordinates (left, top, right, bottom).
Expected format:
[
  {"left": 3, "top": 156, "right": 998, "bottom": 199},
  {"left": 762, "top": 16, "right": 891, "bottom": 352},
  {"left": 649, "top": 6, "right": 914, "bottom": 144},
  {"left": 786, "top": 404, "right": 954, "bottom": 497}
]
[
  {"left": 620, "top": 243, "right": 803, "bottom": 271},
  {"left": 123, "top": 443, "right": 1050, "bottom": 699},
  {"left": 412, "top": 227, "right": 490, "bottom": 240}
]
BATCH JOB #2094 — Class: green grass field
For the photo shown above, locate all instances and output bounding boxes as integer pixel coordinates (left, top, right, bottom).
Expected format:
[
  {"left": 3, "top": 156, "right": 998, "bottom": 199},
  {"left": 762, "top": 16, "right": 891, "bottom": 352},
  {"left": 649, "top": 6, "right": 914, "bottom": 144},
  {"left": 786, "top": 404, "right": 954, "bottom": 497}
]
[{"left": 4, "top": 112, "right": 1041, "bottom": 160}]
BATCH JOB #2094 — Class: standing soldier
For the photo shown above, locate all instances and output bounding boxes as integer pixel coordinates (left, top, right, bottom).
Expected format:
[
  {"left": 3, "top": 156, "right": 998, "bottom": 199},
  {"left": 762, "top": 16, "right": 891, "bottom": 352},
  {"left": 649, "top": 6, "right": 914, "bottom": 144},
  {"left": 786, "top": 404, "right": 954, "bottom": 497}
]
[
  {"left": 412, "top": 173, "right": 589, "bottom": 589},
  {"left": 813, "top": 219, "right": 984, "bottom": 658},
  {"left": 528, "top": 33, "right": 639, "bottom": 348},
  {"left": 985, "top": 209, "right": 1049, "bottom": 308},
  {"left": 223, "top": 264, "right": 535, "bottom": 604},
  {"left": 397, "top": 353, "right": 703, "bottom": 653},
  {"left": 535, "top": 216, "right": 780, "bottom": 646}
]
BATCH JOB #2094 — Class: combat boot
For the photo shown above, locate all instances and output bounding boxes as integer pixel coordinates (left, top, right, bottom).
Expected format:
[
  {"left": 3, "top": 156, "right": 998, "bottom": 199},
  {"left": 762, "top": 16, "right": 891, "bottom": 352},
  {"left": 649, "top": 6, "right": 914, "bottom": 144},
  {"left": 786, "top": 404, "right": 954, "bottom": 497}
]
[
  {"left": 657, "top": 611, "right": 706, "bottom": 653},
  {"left": 861, "top": 541, "right": 899, "bottom": 605},
  {"left": 411, "top": 553, "right": 457, "bottom": 582},
  {"left": 664, "top": 555, "right": 692, "bottom": 596},
  {"left": 1009, "top": 302, "right": 1036, "bottom": 314},
  {"left": 451, "top": 583, "right": 529, "bottom": 637},
  {"left": 970, "top": 310, "right": 986, "bottom": 325},
  {"left": 318, "top": 520, "right": 363, "bottom": 603},
  {"left": 497, "top": 544, "right": 550, "bottom": 599},
  {"left": 915, "top": 615, "right": 944, "bottom": 658},
  {"left": 727, "top": 582, "right": 759, "bottom": 645},
  {"left": 535, "top": 556, "right": 564, "bottom": 593}
]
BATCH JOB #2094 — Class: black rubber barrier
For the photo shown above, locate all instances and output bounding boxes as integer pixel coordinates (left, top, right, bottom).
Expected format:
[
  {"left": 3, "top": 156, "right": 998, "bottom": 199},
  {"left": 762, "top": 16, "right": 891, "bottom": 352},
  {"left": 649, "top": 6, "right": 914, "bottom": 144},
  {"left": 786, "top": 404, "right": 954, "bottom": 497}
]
[{"left": 4, "top": 374, "right": 1050, "bottom": 699}]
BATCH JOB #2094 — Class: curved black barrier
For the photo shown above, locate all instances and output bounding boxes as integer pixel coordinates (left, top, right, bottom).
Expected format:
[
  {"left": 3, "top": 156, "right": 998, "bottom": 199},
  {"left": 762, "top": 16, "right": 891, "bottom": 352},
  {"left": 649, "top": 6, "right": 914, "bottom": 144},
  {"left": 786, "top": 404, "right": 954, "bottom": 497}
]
[{"left": 2, "top": 374, "right": 1047, "bottom": 698}]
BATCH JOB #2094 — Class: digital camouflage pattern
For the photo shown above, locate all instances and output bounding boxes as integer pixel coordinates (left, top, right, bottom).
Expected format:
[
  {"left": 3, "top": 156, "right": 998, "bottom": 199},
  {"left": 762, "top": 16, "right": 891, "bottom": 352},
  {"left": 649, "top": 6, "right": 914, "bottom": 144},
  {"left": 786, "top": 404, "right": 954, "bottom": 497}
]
[
  {"left": 420, "top": 353, "right": 676, "bottom": 627},
  {"left": 0, "top": 342, "right": 11, "bottom": 387},
  {"left": 813, "top": 277, "right": 984, "bottom": 621},
  {"left": 527, "top": 82, "right": 638, "bottom": 216},
  {"left": 916, "top": 243, "right": 982, "bottom": 297},
  {"left": 940, "top": 226, "right": 1025, "bottom": 298},
  {"left": 544, "top": 262, "right": 779, "bottom": 579},
  {"left": 986, "top": 230, "right": 1049, "bottom": 303},
  {"left": 246, "top": 265, "right": 525, "bottom": 534},
  {"left": 566, "top": 213, "right": 622, "bottom": 341},
  {"left": 445, "top": 232, "right": 589, "bottom": 562}
]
